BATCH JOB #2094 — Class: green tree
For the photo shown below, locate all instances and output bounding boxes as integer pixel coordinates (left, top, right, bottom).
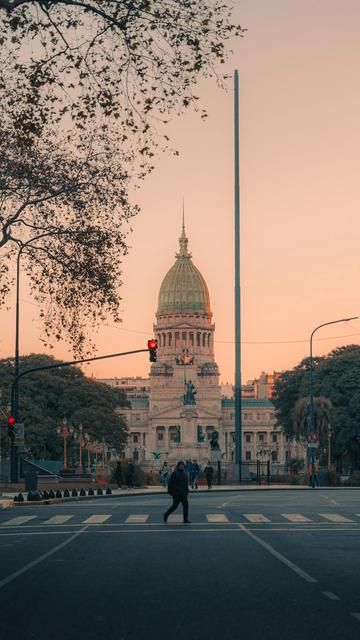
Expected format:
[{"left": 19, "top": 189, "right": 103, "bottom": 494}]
[
  {"left": 0, "top": 353, "right": 129, "bottom": 459},
  {"left": 272, "top": 345, "right": 360, "bottom": 471}
]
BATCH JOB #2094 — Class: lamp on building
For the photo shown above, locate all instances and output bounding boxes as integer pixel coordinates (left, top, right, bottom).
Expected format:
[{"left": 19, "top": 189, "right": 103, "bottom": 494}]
[{"left": 56, "top": 418, "right": 74, "bottom": 470}]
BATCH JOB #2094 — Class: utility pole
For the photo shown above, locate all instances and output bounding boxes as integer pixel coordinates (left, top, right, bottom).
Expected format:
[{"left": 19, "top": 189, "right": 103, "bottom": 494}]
[{"left": 234, "top": 70, "right": 242, "bottom": 481}]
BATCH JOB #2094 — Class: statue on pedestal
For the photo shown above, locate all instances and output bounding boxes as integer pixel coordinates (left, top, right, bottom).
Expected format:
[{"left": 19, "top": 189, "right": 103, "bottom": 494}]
[
  {"left": 183, "top": 380, "right": 196, "bottom": 405},
  {"left": 210, "top": 430, "right": 220, "bottom": 450},
  {"left": 197, "top": 425, "right": 205, "bottom": 443}
]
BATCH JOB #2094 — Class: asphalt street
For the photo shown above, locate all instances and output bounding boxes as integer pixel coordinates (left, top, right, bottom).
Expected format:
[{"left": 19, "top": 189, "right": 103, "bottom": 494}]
[{"left": 0, "top": 488, "right": 359, "bottom": 640}]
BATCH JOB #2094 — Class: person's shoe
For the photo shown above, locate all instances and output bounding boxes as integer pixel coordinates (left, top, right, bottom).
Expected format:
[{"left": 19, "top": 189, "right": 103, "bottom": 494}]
[
  {"left": 163, "top": 512, "right": 168, "bottom": 523},
  {"left": 183, "top": 520, "right": 191, "bottom": 524}
]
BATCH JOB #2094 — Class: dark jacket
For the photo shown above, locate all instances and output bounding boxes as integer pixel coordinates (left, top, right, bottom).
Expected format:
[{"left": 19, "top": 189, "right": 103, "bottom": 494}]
[
  {"left": 168, "top": 469, "right": 189, "bottom": 497},
  {"left": 190, "top": 463, "right": 200, "bottom": 476},
  {"left": 204, "top": 465, "right": 214, "bottom": 478}
]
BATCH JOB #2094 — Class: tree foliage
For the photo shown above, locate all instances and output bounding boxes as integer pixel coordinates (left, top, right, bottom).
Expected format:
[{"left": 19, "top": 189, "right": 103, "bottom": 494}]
[
  {"left": 0, "top": 353, "right": 129, "bottom": 459},
  {"left": 272, "top": 345, "right": 360, "bottom": 470},
  {"left": 0, "top": 129, "right": 137, "bottom": 352},
  {"left": 0, "top": 1, "right": 244, "bottom": 155},
  {"left": 292, "top": 396, "right": 333, "bottom": 442}
]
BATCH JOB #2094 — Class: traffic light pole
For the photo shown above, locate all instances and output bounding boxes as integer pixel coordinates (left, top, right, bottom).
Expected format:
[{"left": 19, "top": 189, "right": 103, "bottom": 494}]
[{"left": 9, "top": 347, "right": 150, "bottom": 483}]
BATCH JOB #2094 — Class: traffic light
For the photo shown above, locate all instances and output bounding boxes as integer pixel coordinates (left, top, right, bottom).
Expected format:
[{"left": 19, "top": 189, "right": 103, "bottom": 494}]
[
  {"left": 7, "top": 416, "right": 16, "bottom": 438},
  {"left": 147, "top": 339, "right": 158, "bottom": 362}
]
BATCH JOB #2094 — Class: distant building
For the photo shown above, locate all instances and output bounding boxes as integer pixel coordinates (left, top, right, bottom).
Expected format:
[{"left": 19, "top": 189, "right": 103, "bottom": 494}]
[{"left": 98, "top": 225, "right": 301, "bottom": 467}]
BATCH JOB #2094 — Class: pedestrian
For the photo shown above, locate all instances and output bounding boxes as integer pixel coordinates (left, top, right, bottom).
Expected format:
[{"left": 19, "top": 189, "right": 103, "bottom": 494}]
[
  {"left": 308, "top": 460, "right": 319, "bottom": 487},
  {"left": 125, "top": 460, "right": 135, "bottom": 490},
  {"left": 190, "top": 459, "right": 200, "bottom": 489},
  {"left": 163, "top": 461, "right": 191, "bottom": 524},
  {"left": 204, "top": 461, "right": 214, "bottom": 489},
  {"left": 159, "top": 461, "right": 169, "bottom": 489}
]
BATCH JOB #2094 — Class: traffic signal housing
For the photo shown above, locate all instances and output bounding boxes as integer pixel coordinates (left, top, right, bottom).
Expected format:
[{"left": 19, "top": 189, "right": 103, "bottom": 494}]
[
  {"left": 7, "top": 415, "right": 16, "bottom": 438},
  {"left": 147, "top": 339, "right": 158, "bottom": 362}
]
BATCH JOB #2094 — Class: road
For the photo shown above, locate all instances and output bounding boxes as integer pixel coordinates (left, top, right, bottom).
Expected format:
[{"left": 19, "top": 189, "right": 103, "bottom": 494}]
[{"left": 0, "top": 488, "right": 359, "bottom": 640}]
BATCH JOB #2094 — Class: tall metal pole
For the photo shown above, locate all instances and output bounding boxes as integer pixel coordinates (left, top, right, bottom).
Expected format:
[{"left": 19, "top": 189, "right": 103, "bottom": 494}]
[{"left": 234, "top": 70, "right": 242, "bottom": 481}]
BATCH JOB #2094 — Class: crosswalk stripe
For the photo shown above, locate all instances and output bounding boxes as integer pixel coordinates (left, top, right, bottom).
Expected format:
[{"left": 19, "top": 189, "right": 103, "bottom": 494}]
[
  {"left": 125, "top": 515, "right": 149, "bottom": 523},
  {"left": 2, "top": 516, "right": 37, "bottom": 526},
  {"left": 319, "top": 513, "right": 354, "bottom": 523},
  {"left": 282, "top": 514, "right": 312, "bottom": 523},
  {"left": 83, "top": 515, "right": 111, "bottom": 524},
  {"left": 243, "top": 514, "right": 271, "bottom": 523},
  {"left": 206, "top": 514, "right": 229, "bottom": 522},
  {"left": 168, "top": 514, "right": 183, "bottom": 523},
  {"left": 44, "top": 516, "right": 73, "bottom": 525}
]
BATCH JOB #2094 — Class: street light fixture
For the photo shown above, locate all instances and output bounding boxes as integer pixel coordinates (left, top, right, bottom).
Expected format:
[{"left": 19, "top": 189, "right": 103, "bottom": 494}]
[
  {"left": 56, "top": 418, "right": 74, "bottom": 470},
  {"left": 308, "top": 316, "right": 358, "bottom": 487}
]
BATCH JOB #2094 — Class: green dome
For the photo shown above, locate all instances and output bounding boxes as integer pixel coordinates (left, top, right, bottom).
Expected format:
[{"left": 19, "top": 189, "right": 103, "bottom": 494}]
[{"left": 157, "top": 225, "right": 211, "bottom": 316}]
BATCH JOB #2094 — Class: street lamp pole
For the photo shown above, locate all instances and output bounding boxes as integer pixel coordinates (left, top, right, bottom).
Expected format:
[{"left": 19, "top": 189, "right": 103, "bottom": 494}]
[
  {"left": 56, "top": 418, "right": 74, "bottom": 470},
  {"left": 309, "top": 316, "right": 358, "bottom": 487}
]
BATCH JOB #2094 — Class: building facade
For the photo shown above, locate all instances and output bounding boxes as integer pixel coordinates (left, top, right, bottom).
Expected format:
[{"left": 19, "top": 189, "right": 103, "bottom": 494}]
[{"left": 100, "top": 225, "right": 299, "bottom": 467}]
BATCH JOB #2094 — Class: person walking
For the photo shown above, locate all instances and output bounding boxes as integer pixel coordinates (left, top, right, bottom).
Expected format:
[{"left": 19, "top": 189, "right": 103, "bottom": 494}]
[
  {"left": 163, "top": 461, "right": 191, "bottom": 524},
  {"left": 159, "top": 461, "right": 169, "bottom": 489},
  {"left": 190, "top": 459, "right": 200, "bottom": 490},
  {"left": 125, "top": 460, "right": 135, "bottom": 490},
  {"left": 204, "top": 461, "right": 214, "bottom": 489}
]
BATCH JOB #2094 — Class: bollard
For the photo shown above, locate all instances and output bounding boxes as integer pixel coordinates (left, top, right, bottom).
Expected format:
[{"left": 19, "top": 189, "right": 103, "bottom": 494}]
[
  {"left": 80, "top": 488, "right": 86, "bottom": 496},
  {"left": 71, "top": 488, "right": 78, "bottom": 497},
  {"left": 88, "top": 487, "right": 94, "bottom": 496},
  {"left": 13, "top": 494, "right": 18, "bottom": 502},
  {"left": 106, "top": 487, "right": 112, "bottom": 495},
  {"left": 17, "top": 493, "right": 24, "bottom": 502},
  {"left": 63, "top": 488, "right": 70, "bottom": 498},
  {"left": 96, "top": 487, "right": 103, "bottom": 495},
  {"left": 49, "top": 489, "right": 55, "bottom": 499},
  {"left": 42, "top": 490, "right": 49, "bottom": 500},
  {"left": 55, "top": 489, "right": 62, "bottom": 498}
]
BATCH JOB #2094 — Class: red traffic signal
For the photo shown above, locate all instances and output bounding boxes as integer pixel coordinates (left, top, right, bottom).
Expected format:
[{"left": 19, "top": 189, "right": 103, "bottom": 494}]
[
  {"left": 147, "top": 338, "right": 158, "bottom": 362},
  {"left": 7, "top": 416, "right": 16, "bottom": 438}
]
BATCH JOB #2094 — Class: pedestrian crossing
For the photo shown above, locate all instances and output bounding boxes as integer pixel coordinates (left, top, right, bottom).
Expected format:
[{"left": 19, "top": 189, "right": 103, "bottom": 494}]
[{"left": 0, "top": 512, "right": 359, "bottom": 527}]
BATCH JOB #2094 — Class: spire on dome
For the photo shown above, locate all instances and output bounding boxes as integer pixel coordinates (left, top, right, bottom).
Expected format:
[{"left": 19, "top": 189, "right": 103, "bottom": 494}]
[{"left": 177, "top": 199, "right": 191, "bottom": 258}]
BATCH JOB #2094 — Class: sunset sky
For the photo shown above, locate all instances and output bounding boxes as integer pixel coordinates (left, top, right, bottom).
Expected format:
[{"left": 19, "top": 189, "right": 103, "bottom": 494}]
[{"left": 1, "top": 0, "right": 360, "bottom": 384}]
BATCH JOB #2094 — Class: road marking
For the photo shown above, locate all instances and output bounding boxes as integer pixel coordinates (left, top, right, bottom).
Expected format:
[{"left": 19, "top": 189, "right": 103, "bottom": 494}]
[
  {"left": 2, "top": 516, "right": 37, "bottom": 526},
  {"left": 83, "top": 515, "right": 111, "bottom": 524},
  {"left": 125, "top": 515, "right": 149, "bottom": 523},
  {"left": 351, "top": 613, "right": 360, "bottom": 622},
  {"left": 44, "top": 516, "right": 73, "bottom": 525},
  {"left": 243, "top": 514, "right": 271, "bottom": 523},
  {"left": 322, "top": 591, "right": 340, "bottom": 601},
  {"left": 0, "top": 526, "right": 88, "bottom": 590},
  {"left": 281, "top": 514, "right": 312, "bottom": 523},
  {"left": 319, "top": 513, "right": 354, "bottom": 523},
  {"left": 206, "top": 514, "right": 229, "bottom": 522},
  {"left": 238, "top": 524, "right": 318, "bottom": 583},
  {"left": 167, "top": 515, "right": 183, "bottom": 523},
  {"left": 320, "top": 494, "right": 339, "bottom": 506}
]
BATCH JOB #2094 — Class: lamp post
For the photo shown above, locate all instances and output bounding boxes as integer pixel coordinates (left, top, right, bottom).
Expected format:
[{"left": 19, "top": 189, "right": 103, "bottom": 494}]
[
  {"left": 309, "top": 316, "right": 358, "bottom": 487},
  {"left": 327, "top": 423, "right": 332, "bottom": 471},
  {"left": 74, "top": 424, "right": 84, "bottom": 474},
  {"left": 56, "top": 418, "right": 74, "bottom": 470},
  {"left": 84, "top": 432, "right": 92, "bottom": 473}
]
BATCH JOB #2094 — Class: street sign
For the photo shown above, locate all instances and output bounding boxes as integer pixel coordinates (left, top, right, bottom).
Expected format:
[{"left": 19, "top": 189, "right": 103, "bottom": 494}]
[{"left": 14, "top": 422, "right": 25, "bottom": 446}]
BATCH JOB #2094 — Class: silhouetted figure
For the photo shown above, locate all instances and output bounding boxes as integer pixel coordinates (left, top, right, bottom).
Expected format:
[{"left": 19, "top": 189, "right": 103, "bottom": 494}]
[{"left": 163, "top": 461, "right": 190, "bottom": 523}]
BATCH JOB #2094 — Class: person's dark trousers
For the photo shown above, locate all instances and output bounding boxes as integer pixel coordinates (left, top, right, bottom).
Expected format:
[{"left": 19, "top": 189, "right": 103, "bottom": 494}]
[
  {"left": 206, "top": 477, "right": 212, "bottom": 489},
  {"left": 165, "top": 493, "right": 189, "bottom": 522}
]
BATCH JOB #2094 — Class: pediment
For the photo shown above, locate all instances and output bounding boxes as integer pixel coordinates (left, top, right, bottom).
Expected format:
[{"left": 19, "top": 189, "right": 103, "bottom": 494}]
[{"left": 149, "top": 401, "right": 220, "bottom": 420}]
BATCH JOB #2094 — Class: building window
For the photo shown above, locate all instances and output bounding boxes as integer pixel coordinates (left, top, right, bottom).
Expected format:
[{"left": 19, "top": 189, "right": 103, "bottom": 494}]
[
  {"left": 244, "top": 413, "right": 248, "bottom": 420},
  {"left": 169, "top": 425, "right": 181, "bottom": 443},
  {"left": 258, "top": 434, "right": 264, "bottom": 443},
  {"left": 175, "top": 332, "right": 179, "bottom": 345},
  {"left": 168, "top": 333, "right": 172, "bottom": 346},
  {"left": 208, "top": 334, "right": 210, "bottom": 347},
  {"left": 158, "top": 433, "right": 164, "bottom": 441},
  {"left": 135, "top": 414, "right": 140, "bottom": 421},
  {"left": 230, "top": 413, "right": 234, "bottom": 420},
  {"left": 202, "top": 333, "right": 206, "bottom": 347},
  {"left": 197, "top": 333, "right": 201, "bottom": 347},
  {"left": 272, "top": 434, "right": 277, "bottom": 443},
  {"left": 158, "top": 335, "right": 161, "bottom": 347},
  {"left": 248, "top": 413, "right": 253, "bottom": 420},
  {"left": 257, "top": 413, "right": 261, "bottom": 420},
  {"left": 271, "top": 451, "right": 278, "bottom": 462},
  {"left": 189, "top": 332, "right": 194, "bottom": 346},
  {"left": 182, "top": 332, "right": 187, "bottom": 342},
  {"left": 245, "top": 434, "right": 251, "bottom": 443},
  {"left": 133, "top": 434, "right": 139, "bottom": 443},
  {"left": 245, "top": 451, "right": 251, "bottom": 461},
  {"left": 163, "top": 333, "right": 166, "bottom": 347},
  {"left": 230, "top": 432, "right": 235, "bottom": 443}
]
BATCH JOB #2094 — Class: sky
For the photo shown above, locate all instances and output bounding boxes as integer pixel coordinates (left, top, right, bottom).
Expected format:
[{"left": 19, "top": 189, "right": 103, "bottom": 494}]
[{"left": 1, "top": 0, "right": 360, "bottom": 384}]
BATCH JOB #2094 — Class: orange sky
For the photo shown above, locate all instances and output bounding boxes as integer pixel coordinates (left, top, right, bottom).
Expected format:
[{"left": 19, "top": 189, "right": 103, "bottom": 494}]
[{"left": 1, "top": 0, "right": 360, "bottom": 384}]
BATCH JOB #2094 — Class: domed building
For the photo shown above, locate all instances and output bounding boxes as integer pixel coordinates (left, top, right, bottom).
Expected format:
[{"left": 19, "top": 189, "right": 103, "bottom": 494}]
[{"left": 118, "top": 222, "right": 289, "bottom": 470}]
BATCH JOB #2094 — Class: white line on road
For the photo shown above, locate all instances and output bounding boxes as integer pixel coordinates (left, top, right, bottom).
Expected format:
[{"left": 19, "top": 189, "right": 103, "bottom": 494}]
[
  {"left": 83, "top": 515, "right": 112, "bottom": 524},
  {"left": 319, "top": 513, "right": 354, "bottom": 523},
  {"left": 243, "top": 514, "right": 271, "bottom": 523},
  {"left": 206, "top": 514, "right": 229, "bottom": 522},
  {"left": 281, "top": 514, "right": 312, "bottom": 523},
  {"left": 238, "top": 524, "right": 318, "bottom": 584},
  {"left": 125, "top": 515, "right": 149, "bottom": 523},
  {"left": 322, "top": 591, "right": 340, "bottom": 601},
  {"left": 44, "top": 516, "right": 74, "bottom": 525},
  {"left": 320, "top": 494, "right": 340, "bottom": 506},
  {"left": 2, "top": 516, "right": 37, "bottom": 526},
  {"left": 0, "top": 526, "right": 88, "bottom": 591}
]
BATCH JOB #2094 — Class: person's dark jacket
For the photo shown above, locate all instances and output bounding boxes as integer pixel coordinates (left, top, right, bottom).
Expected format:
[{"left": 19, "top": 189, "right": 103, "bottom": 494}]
[
  {"left": 168, "top": 469, "right": 189, "bottom": 497},
  {"left": 204, "top": 465, "right": 214, "bottom": 478},
  {"left": 190, "top": 463, "right": 200, "bottom": 476}
]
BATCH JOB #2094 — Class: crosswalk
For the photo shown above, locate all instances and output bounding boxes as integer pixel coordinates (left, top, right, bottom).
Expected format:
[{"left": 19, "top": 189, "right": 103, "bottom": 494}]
[{"left": 0, "top": 512, "right": 359, "bottom": 527}]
